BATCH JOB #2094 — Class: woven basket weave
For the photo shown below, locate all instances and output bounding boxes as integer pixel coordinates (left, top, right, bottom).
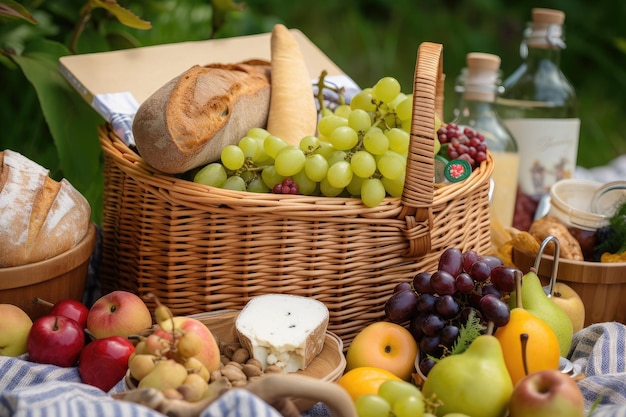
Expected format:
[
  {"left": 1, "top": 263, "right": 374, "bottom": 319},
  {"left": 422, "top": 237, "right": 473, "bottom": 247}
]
[{"left": 98, "top": 42, "right": 493, "bottom": 347}]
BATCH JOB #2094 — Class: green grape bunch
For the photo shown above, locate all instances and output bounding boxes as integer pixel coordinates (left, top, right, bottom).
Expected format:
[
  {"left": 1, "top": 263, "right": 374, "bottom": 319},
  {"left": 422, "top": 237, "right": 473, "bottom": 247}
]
[{"left": 193, "top": 75, "right": 434, "bottom": 208}]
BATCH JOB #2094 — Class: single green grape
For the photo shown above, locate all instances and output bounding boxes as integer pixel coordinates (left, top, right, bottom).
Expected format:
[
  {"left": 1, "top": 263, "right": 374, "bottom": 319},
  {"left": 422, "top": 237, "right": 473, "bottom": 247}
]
[
  {"left": 326, "top": 160, "right": 353, "bottom": 188},
  {"left": 377, "top": 150, "right": 406, "bottom": 180},
  {"left": 388, "top": 92, "right": 408, "bottom": 111},
  {"left": 386, "top": 128, "right": 410, "bottom": 154},
  {"left": 193, "top": 163, "right": 227, "bottom": 188},
  {"left": 363, "top": 127, "right": 389, "bottom": 155},
  {"left": 330, "top": 126, "right": 358, "bottom": 151},
  {"left": 348, "top": 108, "right": 372, "bottom": 133},
  {"left": 319, "top": 177, "right": 344, "bottom": 197},
  {"left": 221, "top": 175, "right": 246, "bottom": 191},
  {"left": 261, "top": 165, "right": 285, "bottom": 189},
  {"left": 246, "top": 127, "right": 271, "bottom": 140},
  {"left": 350, "top": 150, "right": 377, "bottom": 179},
  {"left": 373, "top": 76, "right": 401, "bottom": 103},
  {"left": 314, "top": 141, "right": 335, "bottom": 159},
  {"left": 317, "top": 114, "right": 348, "bottom": 138},
  {"left": 221, "top": 145, "right": 245, "bottom": 171},
  {"left": 275, "top": 146, "right": 306, "bottom": 176},
  {"left": 393, "top": 395, "right": 425, "bottom": 417},
  {"left": 354, "top": 394, "right": 392, "bottom": 417},
  {"left": 334, "top": 104, "right": 352, "bottom": 119},
  {"left": 304, "top": 154, "right": 329, "bottom": 182},
  {"left": 346, "top": 175, "right": 364, "bottom": 197},
  {"left": 292, "top": 170, "right": 318, "bottom": 195},
  {"left": 381, "top": 175, "right": 405, "bottom": 197},
  {"left": 263, "top": 135, "right": 288, "bottom": 159},
  {"left": 247, "top": 177, "right": 270, "bottom": 193},
  {"left": 396, "top": 97, "right": 413, "bottom": 121},
  {"left": 238, "top": 136, "right": 261, "bottom": 161},
  {"left": 378, "top": 380, "right": 423, "bottom": 407},
  {"left": 350, "top": 90, "right": 376, "bottom": 112},
  {"left": 361, "top": 178, "right": 386, "bottom": 207},
  {"left": 327, "top": 150, "right": 348, "bottom": 166},
  {"left": 299, "top": 135, "right": 321, "bottom": 153}
]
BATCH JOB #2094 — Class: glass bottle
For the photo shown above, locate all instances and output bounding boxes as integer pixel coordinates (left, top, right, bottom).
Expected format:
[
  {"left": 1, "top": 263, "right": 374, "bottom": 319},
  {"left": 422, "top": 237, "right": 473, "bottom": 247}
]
[
  {"left": 497, "top": 8, "right": 580, "bottom": 231},
  {"left": 452, "top": 52, "right": 520, "bottom": 229}
]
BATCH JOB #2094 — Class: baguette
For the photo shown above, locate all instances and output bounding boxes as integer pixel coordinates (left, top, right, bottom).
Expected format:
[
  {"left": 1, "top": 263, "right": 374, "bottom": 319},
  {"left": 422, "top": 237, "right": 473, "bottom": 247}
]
[
  {"left": 0, "top": 150, "right": 91, "bottom": 267},
  {"left": 266, "top": 24, "right": 319, "bottom": 145},
  {"left": 132, "top": 60, "right": 271, "bottom": 174}
]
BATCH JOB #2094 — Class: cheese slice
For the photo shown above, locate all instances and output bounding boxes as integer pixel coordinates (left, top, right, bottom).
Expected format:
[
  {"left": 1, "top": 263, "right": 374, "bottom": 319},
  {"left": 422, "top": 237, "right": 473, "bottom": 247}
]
[{"left": 235, "top": 294, "right": 329, "bottom": 373}]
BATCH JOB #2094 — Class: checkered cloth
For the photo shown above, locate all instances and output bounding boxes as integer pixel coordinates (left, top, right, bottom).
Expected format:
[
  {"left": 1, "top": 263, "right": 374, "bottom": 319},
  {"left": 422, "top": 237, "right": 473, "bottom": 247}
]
[{"left": 0, "top": 322, "right": 625, "bottom": 417}]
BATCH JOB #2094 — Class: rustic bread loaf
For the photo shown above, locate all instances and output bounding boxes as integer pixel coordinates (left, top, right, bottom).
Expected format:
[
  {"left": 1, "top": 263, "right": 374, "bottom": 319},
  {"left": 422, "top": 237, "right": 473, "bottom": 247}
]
[
  {"left": 132, "top": 60, "right": 271, "bottom": 174},
  {"left": 0, "top": 150, "right": 91, "bottom": 267},
  {"left": 235, "top": 294, "right": 329, "bottom": 373}
]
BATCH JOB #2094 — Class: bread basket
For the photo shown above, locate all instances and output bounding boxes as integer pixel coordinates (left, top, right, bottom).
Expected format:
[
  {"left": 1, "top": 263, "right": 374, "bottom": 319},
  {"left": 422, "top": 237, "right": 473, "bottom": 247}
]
[{"left": 98, "top": 41, "right": 494, "bottom": 347}]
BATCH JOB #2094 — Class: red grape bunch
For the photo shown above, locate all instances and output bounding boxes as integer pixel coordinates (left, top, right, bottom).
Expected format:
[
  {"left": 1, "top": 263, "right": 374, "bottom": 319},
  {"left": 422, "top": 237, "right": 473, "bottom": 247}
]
[
  {"left": 437, "top": 123, "right": 488, "bottom": 169},
  {"left": 383, "top": 247, "right": 521, "bottom": 377}
]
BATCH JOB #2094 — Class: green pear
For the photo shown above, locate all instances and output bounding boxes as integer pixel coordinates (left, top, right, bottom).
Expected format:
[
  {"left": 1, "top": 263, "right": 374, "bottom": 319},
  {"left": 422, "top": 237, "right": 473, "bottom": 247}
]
[
  {"left": 511, "top": 271, "right": 573, "bottom": 357},
  {"left": 422, "top": 335, "right": 513, "bottom": 417}
]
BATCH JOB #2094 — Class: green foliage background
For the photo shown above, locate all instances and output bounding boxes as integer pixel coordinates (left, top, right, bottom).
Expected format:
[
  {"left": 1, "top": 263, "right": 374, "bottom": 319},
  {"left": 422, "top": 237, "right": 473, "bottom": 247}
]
[{"left": 1, "top": 0, "right": 625, "bottom": 226}]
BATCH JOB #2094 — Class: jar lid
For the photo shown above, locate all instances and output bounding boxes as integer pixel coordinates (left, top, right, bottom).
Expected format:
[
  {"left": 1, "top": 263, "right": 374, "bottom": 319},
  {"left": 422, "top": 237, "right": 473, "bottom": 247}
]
[
  {"left": 591, "top": 181, "right": 626, "bottom": 216},
  {"left": 549, "top": 179, "right": 608, "bottom": 230}
]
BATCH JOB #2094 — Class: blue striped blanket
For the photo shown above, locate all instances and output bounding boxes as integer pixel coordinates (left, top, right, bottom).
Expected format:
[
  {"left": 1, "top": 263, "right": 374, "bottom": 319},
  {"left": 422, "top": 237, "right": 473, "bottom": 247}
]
[{"left": 0, "top": 322, "right": 624, "bottom": 417}]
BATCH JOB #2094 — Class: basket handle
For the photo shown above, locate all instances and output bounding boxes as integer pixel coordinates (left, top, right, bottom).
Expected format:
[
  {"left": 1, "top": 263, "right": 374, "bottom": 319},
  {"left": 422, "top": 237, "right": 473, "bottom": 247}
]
[{"left": 400, "top": 42, "right": 444, "bottom": 258}]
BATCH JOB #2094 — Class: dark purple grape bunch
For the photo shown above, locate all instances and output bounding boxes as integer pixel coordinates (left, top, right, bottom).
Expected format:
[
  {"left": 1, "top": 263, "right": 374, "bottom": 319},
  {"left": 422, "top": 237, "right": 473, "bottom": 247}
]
[
  {"left": 437, "top": 123, "right": 488, "bottom": 169},
  {"left": 272, "top": 178, "right": 298, "bottom": 194},
  {"left": 383, "top": 247, "right": 521, "bottom": 377}
]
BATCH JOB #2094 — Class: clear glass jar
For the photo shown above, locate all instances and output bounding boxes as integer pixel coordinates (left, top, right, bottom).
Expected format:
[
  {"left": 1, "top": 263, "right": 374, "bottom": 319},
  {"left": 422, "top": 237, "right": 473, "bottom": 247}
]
[
  {"left": 452, "top": 52, "right": 520, "bottom": 229},
  {"left": 497, "top": 8, "right": 580, "bottom": 231}
]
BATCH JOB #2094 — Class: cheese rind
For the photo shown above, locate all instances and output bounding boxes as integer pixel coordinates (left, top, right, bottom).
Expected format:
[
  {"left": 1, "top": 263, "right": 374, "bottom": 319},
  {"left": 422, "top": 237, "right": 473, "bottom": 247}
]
[{"left": 235, "top": 294, "right": 329, "bottom": 373}]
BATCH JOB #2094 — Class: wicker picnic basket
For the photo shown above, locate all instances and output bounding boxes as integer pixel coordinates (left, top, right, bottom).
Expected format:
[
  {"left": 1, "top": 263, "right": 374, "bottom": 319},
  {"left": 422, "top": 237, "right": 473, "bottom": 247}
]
[{"left": 98, "top": 42, "right": 494, "bottom": 347}]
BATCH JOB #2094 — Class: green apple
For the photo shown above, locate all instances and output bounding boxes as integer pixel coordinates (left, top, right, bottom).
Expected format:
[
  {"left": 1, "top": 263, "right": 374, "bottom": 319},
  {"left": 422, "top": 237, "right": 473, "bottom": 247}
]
[
  {"left": 508, "top": 369, "right": 585, "bottom": 417},
  {"left": 0, "top": 304, "right": 33, "bottom": 356},
  {"left": 551, "top": 282, "right": 586, "bottom": 333}
]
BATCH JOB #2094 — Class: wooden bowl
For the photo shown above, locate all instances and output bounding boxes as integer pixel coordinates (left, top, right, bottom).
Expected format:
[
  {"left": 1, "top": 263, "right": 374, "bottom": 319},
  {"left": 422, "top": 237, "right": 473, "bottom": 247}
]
[
  {"left": 511, "top": 247, "right": 626, "bottom": 326},
  {"left": 126, "top": 309, "right": 346, "bottom": 412},
  {"left": 0, "top": 223, "right": 96, "bottom": 320}
]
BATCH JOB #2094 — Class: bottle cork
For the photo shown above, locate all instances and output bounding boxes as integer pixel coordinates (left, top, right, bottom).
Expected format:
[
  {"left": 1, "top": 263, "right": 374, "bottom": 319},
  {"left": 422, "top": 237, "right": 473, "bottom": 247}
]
[
  {"left": 464, "top": 52, "right": 501, "bottom": 102},
  {"left": 528, "top": 8, "right": 565, "bottom": 49}
]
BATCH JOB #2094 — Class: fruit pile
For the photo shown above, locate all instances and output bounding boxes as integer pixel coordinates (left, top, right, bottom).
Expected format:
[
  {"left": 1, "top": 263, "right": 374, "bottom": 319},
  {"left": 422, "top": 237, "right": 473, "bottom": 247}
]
[
  {"left": 383, "top": 247, "right": 522, "bottom": 376},
  {"left": 193, "top": 76, "right": 471, "bottom": 207}
]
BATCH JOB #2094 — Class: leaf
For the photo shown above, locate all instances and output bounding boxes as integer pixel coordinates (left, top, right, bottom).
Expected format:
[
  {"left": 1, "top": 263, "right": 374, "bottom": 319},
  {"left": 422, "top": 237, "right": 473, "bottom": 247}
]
[
  {"left": 210, "top": 0, "right": 244, "bottom": 37},
  {"left": 0, "top": 0, "right": 38, "bottom": 24},
  {"left": 10, "top": 38, "right": 104, "bottom": 223},
  {"left": 91, "top": 0, "right": 152, "bottom": 30}
]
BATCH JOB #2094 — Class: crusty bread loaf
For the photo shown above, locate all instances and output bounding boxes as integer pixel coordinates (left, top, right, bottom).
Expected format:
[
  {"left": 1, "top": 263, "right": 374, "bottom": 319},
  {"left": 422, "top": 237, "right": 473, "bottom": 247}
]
[
  {"left": 0, "top": 150, "right": 91, "bottom": 267},
  {"left": 132, "top": 60, "right": 271, "bottom": 174},
  {"left": 235, "top": 294, "right": 329, "bottom": 373}
]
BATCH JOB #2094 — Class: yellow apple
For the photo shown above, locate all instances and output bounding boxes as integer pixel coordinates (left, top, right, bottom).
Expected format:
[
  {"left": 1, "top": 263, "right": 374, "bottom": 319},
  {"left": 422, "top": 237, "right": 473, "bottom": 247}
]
[
  {"left": 346, "top": 321, "right": 418, "bottom": 381},
  {"left": 0, "top": 304, "right": 33, "bottom": 356},
  {"left": 551, "top": 282, "right": 585, "bottom": 333}
]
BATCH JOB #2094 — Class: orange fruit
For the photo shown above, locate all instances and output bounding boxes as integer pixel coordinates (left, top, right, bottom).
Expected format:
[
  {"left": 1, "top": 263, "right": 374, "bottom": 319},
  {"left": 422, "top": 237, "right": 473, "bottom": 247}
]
[
  {"left": 494, "top": 308, "right": 561, "bottom": 386},
  {"left": 337, "top": 366, "right": 402, "bottom": 401}
]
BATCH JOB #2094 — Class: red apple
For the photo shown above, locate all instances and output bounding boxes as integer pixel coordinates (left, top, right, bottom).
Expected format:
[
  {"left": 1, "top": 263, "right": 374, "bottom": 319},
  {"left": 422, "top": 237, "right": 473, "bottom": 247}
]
[
  {"left": 78, "top": 336, "right": 135, "bottom": 392},
  {"left": 50, "top": 299, "right": 89, "bottom": 330},
  {"left": 508, "top": 369, "right": 585, "bottom": 417},
  {"left": 153, "top": 316, "right": 221, "bottom": 372},
  {"left": 27, "top": 315, "right": 85, "bottom": 367},
  {"left": 87, "top": 290, "right": 153, "bottom": 339}
]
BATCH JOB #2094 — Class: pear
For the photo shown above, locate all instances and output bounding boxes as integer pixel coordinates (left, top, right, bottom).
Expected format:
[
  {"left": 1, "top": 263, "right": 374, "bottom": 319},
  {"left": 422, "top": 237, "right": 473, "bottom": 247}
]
[
  {"left": 138, "top": 359, "right": 188, "bottom": 391},
  {"left": 422, "top": 334, "right": 513, "bottom": 417},
  {"left": 511, "top": 271, "right": 573, "bottom": 357}
]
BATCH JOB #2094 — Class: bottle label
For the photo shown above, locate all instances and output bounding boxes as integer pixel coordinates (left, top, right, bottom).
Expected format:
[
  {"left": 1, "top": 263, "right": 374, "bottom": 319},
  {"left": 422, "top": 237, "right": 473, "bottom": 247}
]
[{"left": 504, "top": 118, "right": 580, "bottom": 197}]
